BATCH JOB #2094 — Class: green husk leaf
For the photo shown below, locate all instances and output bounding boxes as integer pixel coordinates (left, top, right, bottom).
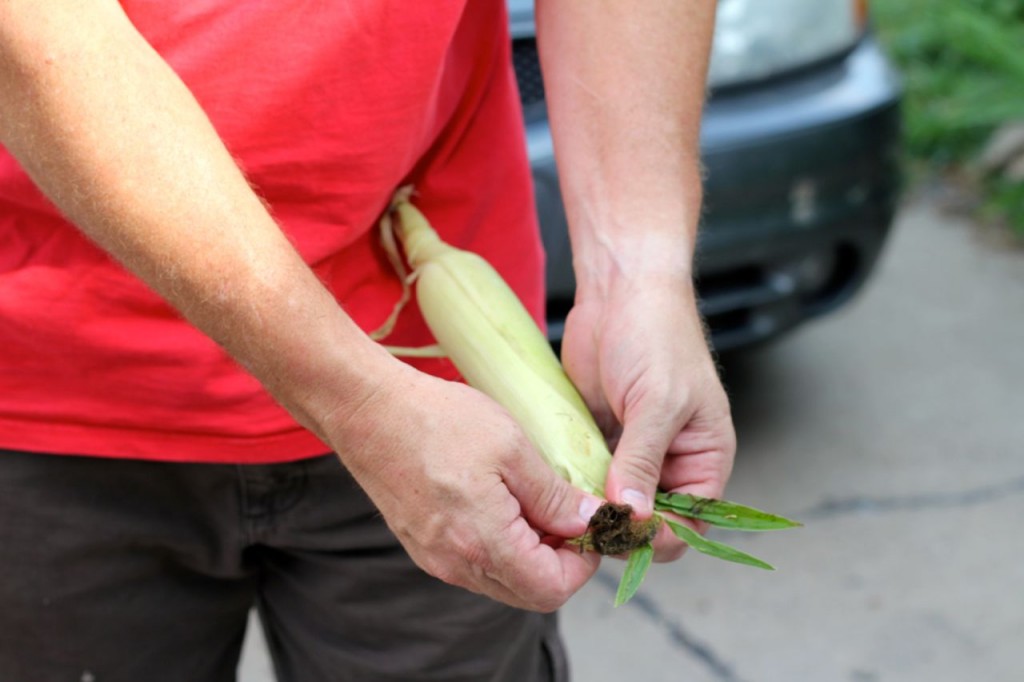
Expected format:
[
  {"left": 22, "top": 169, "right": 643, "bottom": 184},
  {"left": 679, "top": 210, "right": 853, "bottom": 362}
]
[
  {"left": 660, "top": 516, "right": 775, "bottom": 571},
  {"left": 615, "top": 543, "right": 654, "bottom": 607},
  {"left": 654, "top": 492, "right": 802, "bottom": 531}
]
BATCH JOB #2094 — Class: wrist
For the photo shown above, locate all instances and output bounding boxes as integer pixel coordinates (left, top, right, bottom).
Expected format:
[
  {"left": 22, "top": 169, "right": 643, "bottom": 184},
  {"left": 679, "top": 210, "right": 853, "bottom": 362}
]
[
  {"left": 208, "top": 255, "right": 407, "bottom": 447},
  {"left": 572, "top": 222, "right": 698, "bottom": 303},
  {"left": 314, "top": 357, "right": 439, "bottom": 482},
  {"left": 566, "top": 176, "right": 703, "bottom": 302},
  {"left": 284, "top": 332, "right": 407, "bottom": 449}
]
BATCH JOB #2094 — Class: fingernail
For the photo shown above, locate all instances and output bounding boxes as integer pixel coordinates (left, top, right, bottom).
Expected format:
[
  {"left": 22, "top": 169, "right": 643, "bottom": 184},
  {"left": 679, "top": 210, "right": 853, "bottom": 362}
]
[
  {"left": 579, "top": 496, "right": 601, "bottom": 523},
  {"left": 621, "top": 488, "right": 651, "bottom": 513}
]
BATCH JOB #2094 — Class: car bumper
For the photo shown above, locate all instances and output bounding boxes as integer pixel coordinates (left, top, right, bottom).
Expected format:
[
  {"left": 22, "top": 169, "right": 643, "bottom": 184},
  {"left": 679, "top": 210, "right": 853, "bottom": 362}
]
[{"left": 527, "top": 36, "right": 903, "bottom": 351}]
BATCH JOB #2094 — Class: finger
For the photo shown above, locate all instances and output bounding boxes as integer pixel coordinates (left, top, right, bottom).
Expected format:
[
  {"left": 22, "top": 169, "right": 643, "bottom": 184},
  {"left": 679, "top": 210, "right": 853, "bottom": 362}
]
[
  {"left": 502, "top": 447, "right": 603, "bottom": 539},
  {"left": 649, "top": 512, "right": 692, "bottom": 563},
  {"left": 606, "top": 400, "right": 686, "bottom": 519},
  {"left": 486, "top": 515, "right": 601, "bottom": 612},
  {"left": 412, "top": 511, "right": 598, "bottom": 612},
  {"left": 658, "top": 414, "right": 736, "bottom": 495}
]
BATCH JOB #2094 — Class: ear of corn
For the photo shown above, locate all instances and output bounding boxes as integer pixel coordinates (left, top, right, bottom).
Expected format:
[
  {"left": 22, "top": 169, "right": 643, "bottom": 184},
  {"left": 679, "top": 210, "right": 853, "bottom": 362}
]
[
  {"left": 385, "top": 190, "right": 612, "bottom": 497},
  {"left": 375, "top": 188, "right": 800, "bottom": 607}
]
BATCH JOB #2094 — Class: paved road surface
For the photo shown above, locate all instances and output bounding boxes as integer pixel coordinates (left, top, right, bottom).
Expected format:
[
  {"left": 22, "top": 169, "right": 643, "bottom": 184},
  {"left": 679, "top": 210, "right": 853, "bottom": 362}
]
[{"left": 240, "top": 197, "right": 1024, "bottom": 681}]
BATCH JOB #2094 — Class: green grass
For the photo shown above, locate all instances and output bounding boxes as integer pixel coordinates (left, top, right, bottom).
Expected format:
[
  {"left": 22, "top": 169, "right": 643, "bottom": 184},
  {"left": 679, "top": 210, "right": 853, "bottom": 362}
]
[{"left": 872, "top": 0, "right": 1024, "bottom": 234}]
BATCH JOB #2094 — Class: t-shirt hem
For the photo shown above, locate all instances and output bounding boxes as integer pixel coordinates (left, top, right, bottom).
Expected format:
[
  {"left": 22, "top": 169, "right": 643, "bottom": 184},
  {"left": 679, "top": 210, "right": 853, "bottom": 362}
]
[{"left": 0, "top": 419, "right": 330, "bottom": 464}]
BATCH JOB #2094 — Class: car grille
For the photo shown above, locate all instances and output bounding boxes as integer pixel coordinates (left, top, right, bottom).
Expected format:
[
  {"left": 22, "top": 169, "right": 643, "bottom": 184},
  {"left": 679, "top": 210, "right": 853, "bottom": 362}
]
[{"left": 512, "top": 39, "right": 546, "bottom": 118}]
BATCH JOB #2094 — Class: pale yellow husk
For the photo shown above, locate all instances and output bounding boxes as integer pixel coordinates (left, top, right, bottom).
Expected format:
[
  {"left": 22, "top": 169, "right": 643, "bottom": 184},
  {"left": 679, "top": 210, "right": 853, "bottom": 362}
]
[{"left": 383, "top": 191, "right": 612, "bottom": 497}]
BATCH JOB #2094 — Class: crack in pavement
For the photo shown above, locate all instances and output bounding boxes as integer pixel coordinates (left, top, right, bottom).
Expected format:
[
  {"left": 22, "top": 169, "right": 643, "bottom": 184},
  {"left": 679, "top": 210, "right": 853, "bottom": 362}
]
[
  {"left": 795, "top": 473, "right": 1024, "bottom": 521},
  {"left": 588, "top": 474, "right": 1024, "bottom": 680},
  {"left": 594, "top": 571, "right": 751, "bottom": 682}
]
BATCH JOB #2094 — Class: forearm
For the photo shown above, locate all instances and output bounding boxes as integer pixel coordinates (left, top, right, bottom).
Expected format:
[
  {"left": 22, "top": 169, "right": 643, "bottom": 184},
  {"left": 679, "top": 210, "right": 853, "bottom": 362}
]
[
  {"left": 0, "top": 0, "right": 395, "bottom": 435},
  {"left": 535, "top": 0, "right": 715, "bottom": 296},
  {"left": 536, "top": 2, "right": 733, "bottom": 542},
  {"left": 0, "top": 0, "right": 610, "bottom": 610}
]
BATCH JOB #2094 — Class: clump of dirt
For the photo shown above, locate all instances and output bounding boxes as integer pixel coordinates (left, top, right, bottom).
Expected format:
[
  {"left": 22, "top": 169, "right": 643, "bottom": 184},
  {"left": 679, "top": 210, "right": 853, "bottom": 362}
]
[{"left": 577, "top": 502, "right": 660, "bottom": 555}]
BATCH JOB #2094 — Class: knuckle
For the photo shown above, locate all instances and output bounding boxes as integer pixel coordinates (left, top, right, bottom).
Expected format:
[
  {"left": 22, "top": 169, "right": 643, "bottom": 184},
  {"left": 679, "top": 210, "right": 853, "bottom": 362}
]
[
  {"left": 413, "top": 524, "right": 496, "bottom": 592},
  {"left": 617, "top": 453, "right": 663, "bottom": 486},
  {"left": 481, "top": 416, "right": 529, "bottom": 473},
  {"left": 527, "top": 567, "right": 573, "bottom": 613},
  {"left": 420, "top": 555, "right": 459, "bottom": 586},
  {"left": 450, "top": 530, "right": 495, "bottom": 576},
  {"left": 497, "top": 424, "right": 534, "bottom": 465},
  {"left": 430, "top": 565, "right": 458, "bottom": 586},
  {"left": 532, "top": 476, "right": 570, "bottom": 521}
]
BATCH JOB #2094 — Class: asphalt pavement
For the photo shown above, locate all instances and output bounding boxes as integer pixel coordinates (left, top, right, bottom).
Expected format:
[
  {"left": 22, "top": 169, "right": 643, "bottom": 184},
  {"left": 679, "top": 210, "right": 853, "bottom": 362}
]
[{"left": 240, "top": 197, "right": 1024, "bottom": 681}]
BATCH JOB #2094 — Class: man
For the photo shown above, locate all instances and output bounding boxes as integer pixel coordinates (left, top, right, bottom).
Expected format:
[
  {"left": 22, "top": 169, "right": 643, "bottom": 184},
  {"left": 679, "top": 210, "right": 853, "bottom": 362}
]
[{"left": 0, "top": 1, "right": 735, "bottom": 680}]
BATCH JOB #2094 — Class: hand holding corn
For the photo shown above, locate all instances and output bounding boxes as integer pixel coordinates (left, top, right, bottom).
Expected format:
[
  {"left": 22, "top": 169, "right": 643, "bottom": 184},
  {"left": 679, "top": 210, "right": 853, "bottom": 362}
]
[
  {"left": 323, "top": 358, "right": 603, "bottom": 613},
  {"left": 561, "top": 268, "right": 736, "bottom": 563}
]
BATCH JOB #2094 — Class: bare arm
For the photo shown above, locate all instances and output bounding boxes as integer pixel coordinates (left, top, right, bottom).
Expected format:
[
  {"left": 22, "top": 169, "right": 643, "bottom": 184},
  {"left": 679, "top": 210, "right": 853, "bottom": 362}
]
[
  {"left": 0, "top": 0, "right": 601, "bottom": 611},
  {"left": 537, "top": 1, "right": 736, "bottom": 560},
  {"left": 0, "top": 0, "right": 383, "bottom": 430},
  {"left": 537, "top": 0, "right": 710, "bottom": 283}
]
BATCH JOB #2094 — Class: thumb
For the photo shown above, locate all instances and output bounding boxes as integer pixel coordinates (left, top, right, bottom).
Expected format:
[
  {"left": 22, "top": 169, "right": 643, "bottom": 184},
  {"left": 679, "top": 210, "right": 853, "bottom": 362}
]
[
  {"left": 606, "top": 406, "right": 680, "bottom": 519},
  {"left": 503, "top": 449, "right": 604, "bottom": 539}
]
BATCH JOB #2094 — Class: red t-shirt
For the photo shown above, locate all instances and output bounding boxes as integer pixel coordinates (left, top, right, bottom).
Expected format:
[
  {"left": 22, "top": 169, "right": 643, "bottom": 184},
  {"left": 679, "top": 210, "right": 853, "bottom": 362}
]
[{"left": 0, "top": 0, "right": 544, "bottom": 463}]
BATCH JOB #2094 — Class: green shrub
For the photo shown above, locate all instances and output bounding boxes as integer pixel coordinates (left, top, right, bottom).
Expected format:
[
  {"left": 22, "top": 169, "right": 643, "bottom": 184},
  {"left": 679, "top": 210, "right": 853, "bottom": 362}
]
[
  {"left": 873, "top": 0, "right": 1024, "bottom": 162},
  {"left": 872, "top": 0, "right": 1024, "bottom": 234}
]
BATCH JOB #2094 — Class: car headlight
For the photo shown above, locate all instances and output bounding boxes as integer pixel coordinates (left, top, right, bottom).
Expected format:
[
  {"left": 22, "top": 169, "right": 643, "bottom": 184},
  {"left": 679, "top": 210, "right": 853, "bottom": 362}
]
[{"left": 708, "top": 0, "right": 868, "bottom": 88}]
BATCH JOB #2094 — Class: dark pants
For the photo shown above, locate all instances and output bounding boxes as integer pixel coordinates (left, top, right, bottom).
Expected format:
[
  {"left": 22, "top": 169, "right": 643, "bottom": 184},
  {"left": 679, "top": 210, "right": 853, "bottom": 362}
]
[{"left": 0, "top": 450, "right": 567, "bottom": 682}]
